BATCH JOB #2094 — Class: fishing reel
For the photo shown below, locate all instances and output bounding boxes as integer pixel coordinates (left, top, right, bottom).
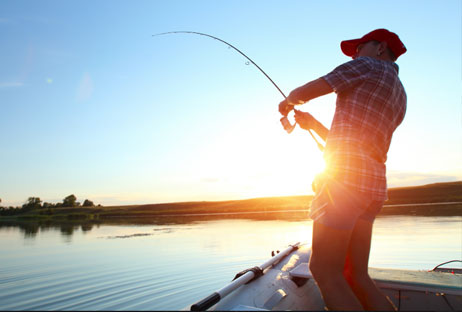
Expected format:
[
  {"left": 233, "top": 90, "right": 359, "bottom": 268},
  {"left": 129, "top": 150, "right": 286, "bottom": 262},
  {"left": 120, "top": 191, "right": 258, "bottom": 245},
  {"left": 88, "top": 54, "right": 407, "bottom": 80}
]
[
  {"left": 280, "top": 108, "right": 299, "bottom": 134},
  {"left": 280, "top": 108, "right": 325, "bottom": 152},
  {"left": 280, "top": 115, "right": 296, "bottom": 134}
]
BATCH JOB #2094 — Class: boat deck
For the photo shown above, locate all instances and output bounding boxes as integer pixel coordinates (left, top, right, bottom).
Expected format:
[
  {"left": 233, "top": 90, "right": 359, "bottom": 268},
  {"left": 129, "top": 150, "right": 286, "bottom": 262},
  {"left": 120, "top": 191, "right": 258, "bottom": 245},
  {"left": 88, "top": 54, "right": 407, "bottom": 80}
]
[
  {"left": 291, "top": 262, "right": 462, "bottom": 310},
  {"left": 204, "top": 245, "right": 462, "bottom": 311},
  {"left": 370, "top": 267, "right": 461, "bottom": 294},
  {"left": 370, "top": 267, "right": 461, "bottom": 311}
]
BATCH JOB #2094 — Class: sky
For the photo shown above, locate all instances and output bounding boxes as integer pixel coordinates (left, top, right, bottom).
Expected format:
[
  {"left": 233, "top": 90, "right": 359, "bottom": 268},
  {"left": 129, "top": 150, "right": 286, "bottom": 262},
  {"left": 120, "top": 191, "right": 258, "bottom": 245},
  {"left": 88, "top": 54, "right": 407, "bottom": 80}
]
[{"left": 1, "top": 0, "right": 461, "bottom": 207}]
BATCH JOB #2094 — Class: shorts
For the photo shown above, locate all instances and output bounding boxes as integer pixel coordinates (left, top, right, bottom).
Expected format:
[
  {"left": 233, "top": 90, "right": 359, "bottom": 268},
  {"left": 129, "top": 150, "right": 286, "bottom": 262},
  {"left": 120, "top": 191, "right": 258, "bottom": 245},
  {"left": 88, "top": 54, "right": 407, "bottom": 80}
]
[{"left": 309, "top": 176, "right": 384, "bottom": 230}]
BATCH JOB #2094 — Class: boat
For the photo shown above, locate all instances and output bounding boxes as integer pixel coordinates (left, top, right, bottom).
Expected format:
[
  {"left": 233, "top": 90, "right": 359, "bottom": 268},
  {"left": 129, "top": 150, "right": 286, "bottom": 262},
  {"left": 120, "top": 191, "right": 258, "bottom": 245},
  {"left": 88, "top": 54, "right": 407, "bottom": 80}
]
[{"left": 187, "top": 243, "right": 462, "bottom": 311}]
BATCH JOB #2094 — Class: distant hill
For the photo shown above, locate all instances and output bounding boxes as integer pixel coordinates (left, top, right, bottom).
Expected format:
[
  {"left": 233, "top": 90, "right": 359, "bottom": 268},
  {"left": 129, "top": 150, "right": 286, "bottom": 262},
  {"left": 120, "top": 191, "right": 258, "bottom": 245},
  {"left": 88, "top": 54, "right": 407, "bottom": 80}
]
[
  {"left": 3, "top": 181, "right": 461, "bottom": 220},
  {"left": 386, "top": 181, "right": 462, "bottom": 204},
  {"left": 106, "top": 195, "right": 313, "bottom": 216},
  {"left": 380, "top": 181, "right": 462, "bottom": 216},
  {"left": 100, "top": 181, "right": 461, "bottom": 217}
]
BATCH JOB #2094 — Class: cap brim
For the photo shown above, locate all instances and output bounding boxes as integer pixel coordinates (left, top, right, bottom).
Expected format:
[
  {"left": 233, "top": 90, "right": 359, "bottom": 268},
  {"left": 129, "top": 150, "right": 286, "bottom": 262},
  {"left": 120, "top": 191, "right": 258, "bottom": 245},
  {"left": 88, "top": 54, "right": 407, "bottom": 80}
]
[{"left": 340, "top": 38, "right": 364, "bottom": 57}]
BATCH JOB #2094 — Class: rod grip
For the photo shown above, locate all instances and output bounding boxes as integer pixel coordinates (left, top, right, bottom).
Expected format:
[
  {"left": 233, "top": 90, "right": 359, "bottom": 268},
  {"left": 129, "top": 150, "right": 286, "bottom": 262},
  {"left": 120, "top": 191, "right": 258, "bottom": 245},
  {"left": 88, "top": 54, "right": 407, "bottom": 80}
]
[{"left": 190, "top": 292, "right": 221, "bottom": 311}]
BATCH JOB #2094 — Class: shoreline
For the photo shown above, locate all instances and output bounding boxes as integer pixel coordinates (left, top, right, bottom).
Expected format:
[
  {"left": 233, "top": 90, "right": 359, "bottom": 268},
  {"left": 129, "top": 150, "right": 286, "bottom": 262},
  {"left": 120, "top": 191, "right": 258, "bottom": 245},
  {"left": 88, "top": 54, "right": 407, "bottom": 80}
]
[
  {"left": 1, "top": 181, "right": 461, "bottom": 221},
  {"left": 1, "top": 202, "right": 461, "bottom": 223}
]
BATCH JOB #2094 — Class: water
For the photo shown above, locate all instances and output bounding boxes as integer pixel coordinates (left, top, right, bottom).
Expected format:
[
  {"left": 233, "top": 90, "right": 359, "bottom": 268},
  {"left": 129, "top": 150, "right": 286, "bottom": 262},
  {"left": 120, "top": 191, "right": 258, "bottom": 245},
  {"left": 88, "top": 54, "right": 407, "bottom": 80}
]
[{"left": 0, "top": 214, "right": 461, "bottom": 310}]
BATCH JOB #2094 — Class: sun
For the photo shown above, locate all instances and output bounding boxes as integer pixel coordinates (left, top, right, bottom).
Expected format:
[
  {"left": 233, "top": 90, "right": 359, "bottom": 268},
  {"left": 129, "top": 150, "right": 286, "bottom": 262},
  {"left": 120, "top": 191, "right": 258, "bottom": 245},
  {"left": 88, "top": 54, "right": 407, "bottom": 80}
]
[{"left": 190, "top": 113, "right": 326, "bottom": 200}]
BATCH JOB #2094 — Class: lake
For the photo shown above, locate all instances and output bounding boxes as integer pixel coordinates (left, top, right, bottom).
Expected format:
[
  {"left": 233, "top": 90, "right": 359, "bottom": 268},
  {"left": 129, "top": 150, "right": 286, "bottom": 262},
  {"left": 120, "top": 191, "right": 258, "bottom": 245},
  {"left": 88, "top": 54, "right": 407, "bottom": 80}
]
[{"left": 0, "top": 214, "right": 461, "bottom": 310}]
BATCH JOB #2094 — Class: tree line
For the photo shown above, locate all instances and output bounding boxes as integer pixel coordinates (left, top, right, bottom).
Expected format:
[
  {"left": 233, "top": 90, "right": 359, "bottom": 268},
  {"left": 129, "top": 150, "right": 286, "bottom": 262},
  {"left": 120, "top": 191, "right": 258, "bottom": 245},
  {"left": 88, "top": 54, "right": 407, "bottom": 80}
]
[{"left": 0, "top": 195, "right": 100, "bottom": 216}]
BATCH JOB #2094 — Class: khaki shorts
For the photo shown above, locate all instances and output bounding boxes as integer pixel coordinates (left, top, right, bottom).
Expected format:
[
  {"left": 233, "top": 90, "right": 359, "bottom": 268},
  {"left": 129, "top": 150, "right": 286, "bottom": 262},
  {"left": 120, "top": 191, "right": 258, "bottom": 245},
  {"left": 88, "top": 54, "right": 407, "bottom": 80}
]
[{"left": 309, "top": 176, "right": 384, "bottom": 230}]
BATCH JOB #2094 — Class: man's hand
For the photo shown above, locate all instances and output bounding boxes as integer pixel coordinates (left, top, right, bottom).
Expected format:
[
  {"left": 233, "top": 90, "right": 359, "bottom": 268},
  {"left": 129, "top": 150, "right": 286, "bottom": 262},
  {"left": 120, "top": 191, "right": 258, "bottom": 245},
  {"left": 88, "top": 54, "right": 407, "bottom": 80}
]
[
  {"left": 279, "top": 95, "right": 305, "bottom": 116},
  {"left": 279, "top": 99, "right": 294, "bottom": 116},
  {"left": 294, "top": 110, "right": 316, "bottom": 131}
]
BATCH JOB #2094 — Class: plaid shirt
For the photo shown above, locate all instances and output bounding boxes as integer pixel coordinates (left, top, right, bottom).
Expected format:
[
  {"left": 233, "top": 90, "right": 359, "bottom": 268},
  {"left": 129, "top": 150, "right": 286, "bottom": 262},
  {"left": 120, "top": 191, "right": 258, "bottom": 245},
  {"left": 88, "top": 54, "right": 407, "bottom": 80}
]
[{"left": 321, "top": 56, "right": 406, "bottom": 201}]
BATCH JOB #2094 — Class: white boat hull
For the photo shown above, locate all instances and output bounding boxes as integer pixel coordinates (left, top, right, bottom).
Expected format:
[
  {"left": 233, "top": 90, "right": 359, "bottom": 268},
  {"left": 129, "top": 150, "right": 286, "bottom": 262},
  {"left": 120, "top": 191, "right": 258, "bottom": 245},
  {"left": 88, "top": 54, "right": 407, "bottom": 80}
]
[{"left": 189, "top": 244, "right": 462, "bottom": 311}]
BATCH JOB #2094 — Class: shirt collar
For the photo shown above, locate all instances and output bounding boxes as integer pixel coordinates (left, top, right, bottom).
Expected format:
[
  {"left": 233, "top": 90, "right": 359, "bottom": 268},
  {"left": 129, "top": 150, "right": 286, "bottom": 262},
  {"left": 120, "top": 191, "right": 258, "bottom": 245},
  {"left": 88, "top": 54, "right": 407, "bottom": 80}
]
[{"left": 357, "top": 56, "right": 400, "bottom": 73}]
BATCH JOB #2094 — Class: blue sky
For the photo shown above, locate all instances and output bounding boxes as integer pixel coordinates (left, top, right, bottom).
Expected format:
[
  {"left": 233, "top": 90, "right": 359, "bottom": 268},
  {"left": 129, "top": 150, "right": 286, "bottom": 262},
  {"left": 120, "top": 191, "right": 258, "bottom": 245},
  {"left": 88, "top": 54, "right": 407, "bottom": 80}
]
[{"left": 1, "top": 0, "right": 461, "bottom": 207}]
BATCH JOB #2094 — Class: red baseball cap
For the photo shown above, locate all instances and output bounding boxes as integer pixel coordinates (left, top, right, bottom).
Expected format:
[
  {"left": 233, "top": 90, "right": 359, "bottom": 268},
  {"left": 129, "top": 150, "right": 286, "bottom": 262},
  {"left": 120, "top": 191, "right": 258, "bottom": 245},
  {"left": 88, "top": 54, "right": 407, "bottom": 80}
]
[{"left": 341, "top": 28, "right": 407, "bottom": 59}]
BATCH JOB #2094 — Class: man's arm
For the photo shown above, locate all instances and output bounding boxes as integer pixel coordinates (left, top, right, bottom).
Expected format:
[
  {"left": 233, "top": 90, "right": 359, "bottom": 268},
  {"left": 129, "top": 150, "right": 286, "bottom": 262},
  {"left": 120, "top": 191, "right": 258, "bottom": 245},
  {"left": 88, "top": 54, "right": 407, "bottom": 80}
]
[
  {"left": 294, "top": 110, "right": 329, "bottom": 142},
  {"left": 310, "top": 118, "right": 329, "bottom": 142},
  {"left": 287, "top": 77, "right": 333, "bottom": 104},
  {"left": 279, "top": 78, "right": 333, "bottom": 116},
  {"left": 278, "top": 78, "right": 333, "bottom": 140}
]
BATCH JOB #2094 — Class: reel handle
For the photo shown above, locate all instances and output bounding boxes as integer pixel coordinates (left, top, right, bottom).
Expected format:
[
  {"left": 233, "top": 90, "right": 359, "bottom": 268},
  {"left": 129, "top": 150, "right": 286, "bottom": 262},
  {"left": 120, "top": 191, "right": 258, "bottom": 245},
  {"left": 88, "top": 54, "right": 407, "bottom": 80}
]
[{"left": 280, "top": 116, "right": 296, "bottom": 134}]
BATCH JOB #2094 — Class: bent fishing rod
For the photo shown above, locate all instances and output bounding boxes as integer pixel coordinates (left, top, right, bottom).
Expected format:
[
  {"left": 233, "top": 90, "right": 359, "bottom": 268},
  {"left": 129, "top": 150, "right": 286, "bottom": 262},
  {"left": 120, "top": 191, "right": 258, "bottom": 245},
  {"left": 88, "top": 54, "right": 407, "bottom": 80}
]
[{"left": 152, "top": 31, "right": 324, "bottom": 151}]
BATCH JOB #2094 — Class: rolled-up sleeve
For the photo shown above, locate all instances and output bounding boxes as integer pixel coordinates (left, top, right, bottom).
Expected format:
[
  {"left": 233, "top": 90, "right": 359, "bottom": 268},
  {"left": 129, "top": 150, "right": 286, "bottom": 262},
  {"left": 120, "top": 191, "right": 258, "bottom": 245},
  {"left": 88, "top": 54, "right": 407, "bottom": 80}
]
[{"left": 321, "top": 57, "right": 373, "bottom": 94}]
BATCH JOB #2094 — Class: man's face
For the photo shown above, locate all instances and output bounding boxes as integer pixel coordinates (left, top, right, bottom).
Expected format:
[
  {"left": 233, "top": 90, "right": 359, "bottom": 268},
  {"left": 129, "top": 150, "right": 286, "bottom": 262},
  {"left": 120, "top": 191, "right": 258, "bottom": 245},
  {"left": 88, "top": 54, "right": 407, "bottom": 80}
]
[{"left": 353, "top": 41, "right": 379, "bottom": 59}]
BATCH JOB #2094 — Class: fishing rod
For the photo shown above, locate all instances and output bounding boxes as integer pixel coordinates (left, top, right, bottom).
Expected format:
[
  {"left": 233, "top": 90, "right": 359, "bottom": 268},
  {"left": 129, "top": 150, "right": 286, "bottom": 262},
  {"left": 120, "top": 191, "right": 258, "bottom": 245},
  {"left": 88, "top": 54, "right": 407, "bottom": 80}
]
[{"left": 152, "top": 31, "right": 324, "bottom": 151}]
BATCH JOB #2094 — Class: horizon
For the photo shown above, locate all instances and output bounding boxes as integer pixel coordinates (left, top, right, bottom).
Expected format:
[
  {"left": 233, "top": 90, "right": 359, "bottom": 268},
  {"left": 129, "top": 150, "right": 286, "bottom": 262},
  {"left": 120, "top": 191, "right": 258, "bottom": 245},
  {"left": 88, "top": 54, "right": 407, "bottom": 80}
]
[
  {"left": 1, "top": 0, "right": 461, "bottom": 207},
  {"left": 3, "top": 180, "right": 461, "bottom": 208}
]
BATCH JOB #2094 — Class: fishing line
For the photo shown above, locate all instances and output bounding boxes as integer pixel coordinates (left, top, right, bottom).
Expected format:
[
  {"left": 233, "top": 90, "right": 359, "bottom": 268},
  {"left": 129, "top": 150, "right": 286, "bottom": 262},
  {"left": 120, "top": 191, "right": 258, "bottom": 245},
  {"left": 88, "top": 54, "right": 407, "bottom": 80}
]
[{"left": 152, "top": 31, "right": 324, "bottom": 151}]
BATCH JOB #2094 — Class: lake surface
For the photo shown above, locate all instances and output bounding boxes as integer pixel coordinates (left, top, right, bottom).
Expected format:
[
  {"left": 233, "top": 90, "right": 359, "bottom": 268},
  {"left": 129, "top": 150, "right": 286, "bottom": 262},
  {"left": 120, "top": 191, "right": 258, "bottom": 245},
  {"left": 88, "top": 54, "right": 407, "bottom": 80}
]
[{"left": 0, "top": 214, "right": 461, "bottom": 310}]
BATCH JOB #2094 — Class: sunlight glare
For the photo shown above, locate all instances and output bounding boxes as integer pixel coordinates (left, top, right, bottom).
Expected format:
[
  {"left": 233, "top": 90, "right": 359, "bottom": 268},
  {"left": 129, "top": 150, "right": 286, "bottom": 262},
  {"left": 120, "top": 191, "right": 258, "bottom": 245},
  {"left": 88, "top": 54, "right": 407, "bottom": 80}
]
[{"left": 190, "top": 112, "right": 326, "bottom": 199}]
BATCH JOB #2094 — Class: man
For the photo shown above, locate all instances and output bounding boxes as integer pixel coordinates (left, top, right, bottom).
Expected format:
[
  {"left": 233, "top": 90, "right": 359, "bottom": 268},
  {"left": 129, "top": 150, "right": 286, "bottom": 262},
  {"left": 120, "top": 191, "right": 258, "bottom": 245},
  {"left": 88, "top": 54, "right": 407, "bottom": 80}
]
[{"left": 279, "top": 29, "right": 407, "bottom": 311}]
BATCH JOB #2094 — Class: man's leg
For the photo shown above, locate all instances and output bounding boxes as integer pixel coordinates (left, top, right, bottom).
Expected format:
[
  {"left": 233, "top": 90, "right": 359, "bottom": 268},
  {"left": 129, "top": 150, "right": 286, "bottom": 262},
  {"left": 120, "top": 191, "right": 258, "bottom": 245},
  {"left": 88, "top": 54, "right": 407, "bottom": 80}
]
[
  {"left": 309, "top": 220, "right": 364, "bottom": 311},
  {"left": 343, "top": 218, "right": 396, "bottom": 311}
]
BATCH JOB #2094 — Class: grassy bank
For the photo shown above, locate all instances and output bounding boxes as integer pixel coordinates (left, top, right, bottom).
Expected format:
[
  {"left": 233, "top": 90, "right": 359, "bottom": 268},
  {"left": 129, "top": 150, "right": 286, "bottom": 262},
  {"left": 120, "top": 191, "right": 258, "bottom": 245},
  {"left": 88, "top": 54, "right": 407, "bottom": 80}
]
[
  {"left": 2, "top": 181, "right": 461, "bottom": 221},
  {"left": 385, "top": 181, "right": 462, "bottom": 204}
]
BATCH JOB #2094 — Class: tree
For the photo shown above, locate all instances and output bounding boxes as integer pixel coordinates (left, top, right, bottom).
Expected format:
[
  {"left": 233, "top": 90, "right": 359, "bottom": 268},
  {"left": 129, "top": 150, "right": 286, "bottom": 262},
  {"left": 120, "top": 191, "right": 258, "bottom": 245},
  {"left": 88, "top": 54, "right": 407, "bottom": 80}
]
[
  {"left": 82, "top": 199, "right": 94, "bottom": 207},
  {"left": 22, "top": 197, "right": 42, "bottom": 210},
  {"left": 42, "top": 202, "right": 53, "bottom": 209},
  {"left": 62, "top": 194, "right": 77, "bottom": 207}
]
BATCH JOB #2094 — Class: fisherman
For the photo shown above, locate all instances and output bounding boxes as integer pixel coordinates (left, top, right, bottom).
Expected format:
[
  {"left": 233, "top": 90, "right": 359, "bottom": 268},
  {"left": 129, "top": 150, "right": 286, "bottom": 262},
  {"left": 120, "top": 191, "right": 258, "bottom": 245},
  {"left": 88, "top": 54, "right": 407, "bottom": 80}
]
[{"left": 279, "top": 29, "right": 407, "bottom": 311}]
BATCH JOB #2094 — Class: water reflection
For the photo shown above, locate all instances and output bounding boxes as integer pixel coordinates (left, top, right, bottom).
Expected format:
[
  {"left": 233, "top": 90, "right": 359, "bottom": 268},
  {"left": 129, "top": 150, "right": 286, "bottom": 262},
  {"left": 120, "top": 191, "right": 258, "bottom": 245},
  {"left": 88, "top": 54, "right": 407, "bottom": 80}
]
[
  {"left": 0, "top": 210, "right": 309, "bottom": 238},
  {"left": 0, "top": 214, "right": 460, "bottom": 311},
  {"left": 1, "top": 204, "right": 460, "bottom": 240},
  {"left": 0, "top": 220, "right": 99, "bottom": 239}
]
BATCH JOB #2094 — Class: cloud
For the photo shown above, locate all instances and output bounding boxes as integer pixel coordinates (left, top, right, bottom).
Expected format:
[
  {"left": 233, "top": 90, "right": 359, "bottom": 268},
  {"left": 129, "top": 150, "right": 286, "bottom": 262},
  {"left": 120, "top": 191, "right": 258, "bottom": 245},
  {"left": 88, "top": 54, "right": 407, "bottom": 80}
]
[
  {"left": 201, "top": 177, "right": 220, "bottom": 183},
  {"left": 21, "top": 16, "right": 50, "bottom": 24},
  {"left": 76, "top": 72, "right": 94, "bottom": 101},
  {"left": 41, "top": 47, "right": 74, "bottom": 59},
  {"left": 0, "top": 82, "right": 24, "bottom": 88},
  {"left": 89, "top": 193, "right": 160, "bottom": 206}
]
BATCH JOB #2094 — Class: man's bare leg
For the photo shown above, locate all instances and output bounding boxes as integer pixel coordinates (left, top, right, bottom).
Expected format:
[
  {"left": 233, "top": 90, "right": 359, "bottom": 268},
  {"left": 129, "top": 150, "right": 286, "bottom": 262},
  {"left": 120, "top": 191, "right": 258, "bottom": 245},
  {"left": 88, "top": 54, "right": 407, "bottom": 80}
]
[
  {"left": 309, "top": 221, "right": 364, "bottom": 311},
  {"left": 343, "top": 218, "right": 396, "bottom": 311}
]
